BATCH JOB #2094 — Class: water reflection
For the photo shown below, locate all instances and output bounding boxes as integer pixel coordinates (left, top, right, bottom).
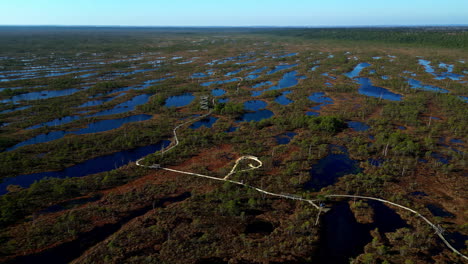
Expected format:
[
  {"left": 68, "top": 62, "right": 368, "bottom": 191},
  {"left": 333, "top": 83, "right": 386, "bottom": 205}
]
[
  {"left": 407, "top": 78, "right": 449, "bottom": 93},
  {"left": 0, "top": 140, "right": 170, "bottom": 194},
  {"left": 304, "top": 145, "right": 360, "bottom": 191},
  {"left": 356, "top": 78, "right": 402, "bottom": 101},
  {"left": 189, "top": 117, "right": 218, "bottom": 129},
  {"left": 6, "top": 114, "right": 152, "bottom": 152},
  {"left": 164, "top": 93, "right": 195, "bottom": 107},
  {"left": 275, "top": 91, "right": 293, "bottom": 105},
  {"left": 344, "top": 63, "right": 371, "bottom": 78}
]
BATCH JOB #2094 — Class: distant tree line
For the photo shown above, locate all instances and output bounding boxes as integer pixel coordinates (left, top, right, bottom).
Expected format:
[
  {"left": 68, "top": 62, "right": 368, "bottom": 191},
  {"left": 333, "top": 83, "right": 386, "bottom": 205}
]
[{"left": 258, "top": 28, "right": 468, "bottom": 50}]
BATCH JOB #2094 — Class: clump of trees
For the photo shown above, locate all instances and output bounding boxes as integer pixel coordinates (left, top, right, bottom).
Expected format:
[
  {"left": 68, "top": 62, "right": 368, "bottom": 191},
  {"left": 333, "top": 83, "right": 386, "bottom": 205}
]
[
  {"left": 272, "top": 114, "right": 346, "bottom": 134},
  {"left": 374, "top": 131, "right": 420, "bottom": 157},
  {"left": 214, "top": 102, "right": 244, "bottom": 115}
]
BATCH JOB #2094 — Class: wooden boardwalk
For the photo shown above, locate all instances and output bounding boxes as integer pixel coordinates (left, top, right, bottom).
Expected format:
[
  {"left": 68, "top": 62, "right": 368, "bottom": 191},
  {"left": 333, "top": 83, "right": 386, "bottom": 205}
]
[{"left": 136, "top": 111, "right": 468, "bottom": 261}]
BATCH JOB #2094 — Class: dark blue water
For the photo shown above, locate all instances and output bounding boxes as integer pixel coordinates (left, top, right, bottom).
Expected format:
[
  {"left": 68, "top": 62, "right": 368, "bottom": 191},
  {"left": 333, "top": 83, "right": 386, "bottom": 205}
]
[
  {"left": 6, "top": 114, "right": 152, "bottom": 152},
  {"left": 0, "top": 105, "right": 31, "bottom": 115},
  {"left": 419, "top": 60, "right": 463, "bottom": 81},
  {"left": 87, "top": 94, "right": 152, "bottom": 117},
  {"left": 74, "top": 115, "right": 152, "bottom": 135},
  {"left": 212, "top": 89, "right": 226, "bottom": 96},
  {"left": 317, "top": 202, "right": 372, "bottom": 264},
  {"left": 104, "top": 77, "right": 171, "bottom": 95},
  {"left": 236, "top": 109, "right": 274, "bottom": 122},
  {"left": 381, "top": 75, "right": 389, "bottom": 80},
  {"left": 317, "top": 199, "right": 409, "bottom": 264},
  {"left": 252, "top": 71, "right": 301, "bottom": 96},
  {"left": 306, "top": 111, "right": 319, "bottom": 116},
  {"left": 225, "top": 68, "right": 246, "bottom": 76},
  {"left": 26, "top": 116, "right": 81, "bottom": 130},
  {"left": 426, "top": 204, "right": 454, "bottom": 218},
  {"left": 407, "top": 78, "right": 449, "bottom": 93},
  {"left": 275, "top": 91, "right": 293, "bottom": 105},
  {"left": 244, "top": 100, "right": 267, "bottom": 111},
  {"left": 0, "top": 86, "right": 28, "bottom": 92},
  {"left": 308, "top": 92, "right": 334, "bottom": 115},
  {"left": 275, "top": 132, "right": 297, "bottom": 145},
  {"left": 0, "top": 140, "right": 170, "bottom": 195},
  {"left": 164, "top": 93, "right": 195, "bottom": 107},
  {"left": 191, "top": 72, "right": 210, "bottom": 78},
  {"left": 368, "top": 158, "right": 384, "bottom": 167},
  {"left": 226, "top": 126, "right": 238, "bottom": 133},
  {"left": 398, "top": 126, "right": 406, "bottom": 130},
  {"left": 1, "top": 69, "right": 93, "bottom": 82},
  {"left": 431, "top": 152, "right": 450, "bottom": 164},
  {"left": 304, "top": 146, "right": 361, "bottom": 191},
  {"left": 410, "top": 191, "right": 428, "bottom": 197},
  {"left": 218, "top": 98, "right": 229, "bottom": 103},
  {"left": 267, "top": 64, "right": 298, "bottom": 74},
  {"left": 137, "top": 77, "right": 172, "bottom": 90},
  {"left": 77, "top": 93, "right": 125, "bottom": 108},
  {"left": 249, "top": 67, "right": 268, "bottom": 75},
  {"left": 368, "top": 200, "right": 409, "bottom": 232},
  {"left": 100, "top": 86, "right": 132, "bottom": 98},
  {"left": 450, "top": 139, "right": 463, "bottom": 144},
  {"left": 347, "top": 121, "right": 370, "bottom": 132},
  {"left": 459, "top": 96, "right": 468, "bottom": 103},
  {"left": 1, "top": 87, "right": 86, "bottom": 104},
  {"left": 207, "top": 57, "right": 235, "bottom": 66},
  {"left": 445, "top": 232, "right": 468, "bottom": 251},
  {"left": 6, "top": 130, "right": 67, "bottom": 152},
  {"left": 322, "top": 73, "right": 337, "bottom": 80},
  {"left": 246, "top": 74, "right": 260, "bottom": 80},
  {"left": 344, "top": 63, "right": 371, "bottom": 78},
  {"left": 252, "top": 81, "right": 272, "bottom": 89},
  {"left": 435, "top": 72, "right": 463, "bottom": 81},
  {"left": 201, "top": 78, "right": 239, "bottom": 87},
  {"left": 78, "top": 72, "right": 98, "bottom": 79},
  {"left": 356, "top": 78, "right": 403, "bottom": 101},
  {"left": 419, "top": 59, "right": 463, "bottom": 81},
  {"left": 308, "top": 92, "right": 333, "bottom": 104},
  {"left": 189, "top": 117, "right": 218, "bottom": 129}
]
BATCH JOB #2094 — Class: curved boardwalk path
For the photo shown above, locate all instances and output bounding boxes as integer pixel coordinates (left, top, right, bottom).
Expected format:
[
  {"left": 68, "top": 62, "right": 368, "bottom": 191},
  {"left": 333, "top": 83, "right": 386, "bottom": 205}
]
[
  {"left": 136, "top": 111, "right": 468, "bottom": 261},
  {"left": 323, "top": 195, "right": 467, "bottom": 260}
]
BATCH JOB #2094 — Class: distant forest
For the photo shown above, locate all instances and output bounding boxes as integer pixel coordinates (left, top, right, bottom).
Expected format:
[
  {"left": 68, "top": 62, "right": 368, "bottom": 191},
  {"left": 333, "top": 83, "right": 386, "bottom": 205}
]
[
  {"left": 0, "top": 26, "right": 467, "bottom": 55},
  {"left": 257, "top": 27, "right": 468, "bottom": 50}
]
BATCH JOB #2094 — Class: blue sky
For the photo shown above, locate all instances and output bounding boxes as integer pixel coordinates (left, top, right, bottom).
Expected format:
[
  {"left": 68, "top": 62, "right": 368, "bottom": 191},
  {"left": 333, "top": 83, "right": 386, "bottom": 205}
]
[{"left": 1, "top": 0, "right": 467, "bottom": 26}]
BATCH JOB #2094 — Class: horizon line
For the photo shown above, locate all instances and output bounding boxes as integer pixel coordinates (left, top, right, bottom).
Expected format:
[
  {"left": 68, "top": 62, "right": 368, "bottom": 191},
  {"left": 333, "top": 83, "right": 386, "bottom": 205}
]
[{"left": 1, "top": 24, "right": 468, "bottom": 28}]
